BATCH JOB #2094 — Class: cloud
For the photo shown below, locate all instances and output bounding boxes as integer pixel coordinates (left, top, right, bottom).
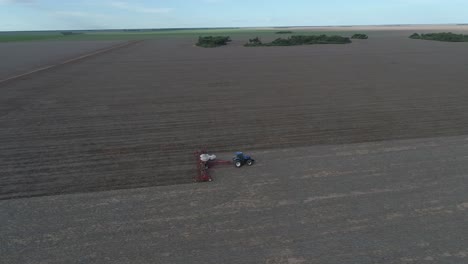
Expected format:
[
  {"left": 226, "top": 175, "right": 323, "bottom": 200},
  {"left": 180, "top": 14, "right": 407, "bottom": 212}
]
[
  {"left": 0, "top": 0, "right": 35, "bottom": 3},
  {"left": 201, "top": 0, "right": 225, "bottom": 3},
  {"left": 53, "top": 11, "right": 111, "bottom": 20},
  {"left": 110, "top": 1, "right": 173, "bottom": 14}
]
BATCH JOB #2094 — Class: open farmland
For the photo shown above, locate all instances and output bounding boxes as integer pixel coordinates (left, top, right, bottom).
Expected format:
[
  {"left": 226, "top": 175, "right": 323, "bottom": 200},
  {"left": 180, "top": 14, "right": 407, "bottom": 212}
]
[
  {"left": 1, "top": 26, "right": 468, "bottom": 263},
  {"left": 2, "top": 29, "right": 468, "bottom": 199}
]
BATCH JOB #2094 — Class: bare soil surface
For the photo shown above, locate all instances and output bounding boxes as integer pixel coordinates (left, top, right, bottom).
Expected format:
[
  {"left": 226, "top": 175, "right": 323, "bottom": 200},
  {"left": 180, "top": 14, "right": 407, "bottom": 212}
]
[
  {"left": 1, "top": 31, "right": 468, "bottom": 200},
  {"left": 0, "top": 40, "right": 125, "bottom": 80},
  {"left": 2, "top": 136, "right": 467, "bottom": 264}
]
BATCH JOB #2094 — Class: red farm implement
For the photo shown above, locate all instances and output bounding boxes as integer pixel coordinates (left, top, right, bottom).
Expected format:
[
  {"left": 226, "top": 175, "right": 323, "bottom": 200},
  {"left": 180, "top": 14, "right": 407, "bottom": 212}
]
[{"left": 194, "top": 150, "right": 256, "bottom": 182}]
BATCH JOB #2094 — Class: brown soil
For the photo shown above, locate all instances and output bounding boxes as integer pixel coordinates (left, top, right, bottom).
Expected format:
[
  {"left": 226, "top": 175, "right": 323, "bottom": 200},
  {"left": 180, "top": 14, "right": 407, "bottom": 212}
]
[{"left": 1, "top": 31, "right": 468, "bottom": 199}]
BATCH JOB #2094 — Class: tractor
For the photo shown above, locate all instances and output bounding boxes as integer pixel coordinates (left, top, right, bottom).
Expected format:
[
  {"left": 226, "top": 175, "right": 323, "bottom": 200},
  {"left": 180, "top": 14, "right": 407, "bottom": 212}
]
[
  {"left": 195, "top": 150, "right": 255, "bottom": 182},
  {"left": 233, "top": 152, "right": 255, "bottom": 168}
]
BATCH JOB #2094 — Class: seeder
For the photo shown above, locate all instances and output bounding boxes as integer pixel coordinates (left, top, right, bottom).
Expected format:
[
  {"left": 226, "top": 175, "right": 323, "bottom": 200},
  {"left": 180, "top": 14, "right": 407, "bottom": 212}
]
[{"left": 194, "top": 150, "right": 255, "bottom": 182}]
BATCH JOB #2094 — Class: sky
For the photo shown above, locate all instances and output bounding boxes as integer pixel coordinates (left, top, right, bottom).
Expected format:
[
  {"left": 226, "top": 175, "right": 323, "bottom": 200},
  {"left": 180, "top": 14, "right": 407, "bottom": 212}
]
[{"left": 1, "top": 0, "right": 468, "bottom": 31}]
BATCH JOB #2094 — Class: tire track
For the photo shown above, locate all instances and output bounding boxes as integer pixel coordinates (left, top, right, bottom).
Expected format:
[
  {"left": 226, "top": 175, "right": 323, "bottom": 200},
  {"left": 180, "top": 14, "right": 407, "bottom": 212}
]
[{"left": 0, "top": 40, "right": 143, "bottom": 85}]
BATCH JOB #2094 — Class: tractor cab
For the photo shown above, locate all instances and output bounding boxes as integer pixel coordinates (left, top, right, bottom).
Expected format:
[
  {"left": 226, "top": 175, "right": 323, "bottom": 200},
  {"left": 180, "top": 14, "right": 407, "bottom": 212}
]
[{"left": 233, "top": 152, "right": 255, "bottom": 168}]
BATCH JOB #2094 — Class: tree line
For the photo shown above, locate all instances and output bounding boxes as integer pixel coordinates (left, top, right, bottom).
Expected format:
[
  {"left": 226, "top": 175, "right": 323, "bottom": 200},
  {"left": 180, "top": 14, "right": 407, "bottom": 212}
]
[
  {"left": 196, "top": 33, "right": 369, "bottom": 48},
  {"left": 410, "top": 32, "right": 468, "bottom": 42},
  {"left": 196, "top": 36, "right": 232, "bottom": 48},
  {"left": 245, "top": 35, "right": 352, "bottom": 47}
]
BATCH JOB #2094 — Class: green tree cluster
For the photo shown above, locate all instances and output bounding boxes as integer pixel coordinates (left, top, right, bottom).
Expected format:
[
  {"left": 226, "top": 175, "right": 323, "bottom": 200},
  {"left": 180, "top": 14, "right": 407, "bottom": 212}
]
[
  {"left": 196, "top": 36, "right": 232, "bottom": 48},
  {"left": 409, "top": 33, "right": 421, "bottom": 39},
  {"left": 244, "top": 37, "right": 263, "bottom": 47},
  {"left": 409, "top": 32, "right": 468, "bottom": 42},
  {"left": 245, "top": 35, "right": 351, "bottom": 47},
  {"left": 351, "top": 33, "right": 368, "bottom": 39}
]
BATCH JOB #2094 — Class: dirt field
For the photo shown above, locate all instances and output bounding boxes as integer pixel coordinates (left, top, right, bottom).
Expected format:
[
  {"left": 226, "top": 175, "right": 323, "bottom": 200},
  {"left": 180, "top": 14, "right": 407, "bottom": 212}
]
[
  {"left": 2, "top": 136, "right": 468, "bottom": 263},
  {"left": 0, "top": 40, "right": 125, "bottom": 80},
  {"left": 2, "top": 26, "right": 468, "bottom": 263},
  {"left": 1, "top": 29, "right": 468, "bottom": 199}
]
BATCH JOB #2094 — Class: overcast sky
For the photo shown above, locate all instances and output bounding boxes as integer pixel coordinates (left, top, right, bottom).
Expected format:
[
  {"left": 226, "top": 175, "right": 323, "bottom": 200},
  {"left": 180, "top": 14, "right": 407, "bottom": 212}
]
[{"left": 1, "top": 0, "right": 467, "bottom": 31}]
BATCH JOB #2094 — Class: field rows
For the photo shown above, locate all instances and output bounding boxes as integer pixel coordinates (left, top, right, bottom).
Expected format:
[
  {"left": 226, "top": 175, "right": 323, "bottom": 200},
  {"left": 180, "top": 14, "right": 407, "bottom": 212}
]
[{"left": 2, "top": 36, "right": 468, "bottom": 199}]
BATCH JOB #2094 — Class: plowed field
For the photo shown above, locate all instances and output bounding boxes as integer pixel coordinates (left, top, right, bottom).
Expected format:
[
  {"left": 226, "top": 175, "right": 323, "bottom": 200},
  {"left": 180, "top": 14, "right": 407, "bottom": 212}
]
[{"left": 2, "top": 32, "right": 468, "bottom": 199}]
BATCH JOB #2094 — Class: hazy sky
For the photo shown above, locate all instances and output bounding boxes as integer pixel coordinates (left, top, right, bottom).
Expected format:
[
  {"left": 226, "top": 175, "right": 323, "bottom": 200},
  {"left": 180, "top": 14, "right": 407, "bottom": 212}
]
[{"left": 1, "top": 0, "right": 467, "bottom": 31}]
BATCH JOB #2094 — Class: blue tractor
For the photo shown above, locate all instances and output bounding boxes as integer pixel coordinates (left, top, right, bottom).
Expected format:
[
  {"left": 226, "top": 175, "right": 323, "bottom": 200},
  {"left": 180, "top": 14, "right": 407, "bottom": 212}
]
[{"left": 233, "top": 152, "right": 255, "bottom": 168}]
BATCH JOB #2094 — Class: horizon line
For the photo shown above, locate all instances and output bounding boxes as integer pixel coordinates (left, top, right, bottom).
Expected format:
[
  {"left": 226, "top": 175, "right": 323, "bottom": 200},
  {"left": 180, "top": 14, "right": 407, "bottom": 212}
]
[{"left": 1, "top": 23, "right": 468, "bottom": 33}]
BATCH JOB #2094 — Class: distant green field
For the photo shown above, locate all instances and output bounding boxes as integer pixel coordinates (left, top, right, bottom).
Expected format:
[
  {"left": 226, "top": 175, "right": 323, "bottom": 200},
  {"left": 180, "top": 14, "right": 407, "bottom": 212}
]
[
  {"left": 0, "top": 28, "right": 368, "bottom": 43},
  {"left": 0, "top": 29, "right": 275, "bottom": 42},
  {"left": 0, "top": 34, "right": 65, "bottom": 42}
]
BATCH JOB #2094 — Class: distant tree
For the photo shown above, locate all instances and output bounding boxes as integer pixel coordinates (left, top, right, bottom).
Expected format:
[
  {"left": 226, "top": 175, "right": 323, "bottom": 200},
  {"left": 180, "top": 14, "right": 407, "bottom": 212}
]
[
  {"left": 410, "top": 32, "right": 468, "bottom": 42},
  {"left": 196, "top": 36, "right": 232, "bottom": 48},
  {"left": 276, "top": 31, "right": 293, "bottom": 34},
  {"left": 409, "top": 33, "right": 421, "bottom": 39},
  {"left": 351, "top": 33, "right": 369, "bottom": 39},
  {"left": 244, "top": 37, "right": 263, "bottom": 47}
]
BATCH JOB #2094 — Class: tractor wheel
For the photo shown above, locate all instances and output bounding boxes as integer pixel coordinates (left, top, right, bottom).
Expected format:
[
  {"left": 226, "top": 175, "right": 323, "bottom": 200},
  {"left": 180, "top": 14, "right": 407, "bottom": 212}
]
[
  {"left": 247, "top": 159, "right": 254, "bottom": 166},
  {"left": 235, "top": 161, "right": 242, "bottom": 168}
]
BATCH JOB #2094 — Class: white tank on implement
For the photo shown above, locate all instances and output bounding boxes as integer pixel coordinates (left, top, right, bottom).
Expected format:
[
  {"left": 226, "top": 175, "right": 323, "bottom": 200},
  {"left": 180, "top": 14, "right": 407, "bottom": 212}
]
[{"left": 200, "top": 154, "right": 216, "bottom": 162}]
